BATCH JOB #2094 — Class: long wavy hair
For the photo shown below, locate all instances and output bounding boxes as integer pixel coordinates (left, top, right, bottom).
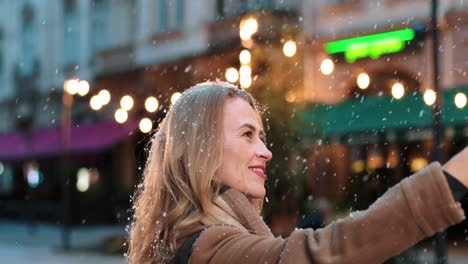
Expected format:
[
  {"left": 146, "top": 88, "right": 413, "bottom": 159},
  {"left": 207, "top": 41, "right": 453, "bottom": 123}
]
[{"left": 128, "top": 81, "right": 259, "bottom": 263}]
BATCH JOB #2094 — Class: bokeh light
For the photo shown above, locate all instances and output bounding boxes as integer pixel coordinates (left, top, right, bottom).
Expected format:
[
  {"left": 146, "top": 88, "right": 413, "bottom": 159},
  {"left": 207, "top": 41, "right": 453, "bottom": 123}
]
[
  {"left": 145, "top": 96, "right": 159, "bottom": 113},
  {"left": 320, "top": 58, "right": 334, "bottom": 75},
  {"left": 391, "top": 82, "right": 405, "bottom": 99},
  {"left": 115, "top": 108, "right": 128, "bottom": 124},
  {"left": 283, "top": 40, "right": 297, "bottom": 57},
  {"left": 239, "top": 49, "right": 251, "bottom": 65},
  {"left": 410, "top": 157, "right": 428, "bottom": 172},
  {"left": 239, "top": 65, "right": 252, "bottom": 77},
  {"left": 98, "top": 89, "right": 111, "bottom": 105},
  {"left": 357, "top": 73, "right": 370, "bottom": 89},
  {"left": 225, "top": 67, "right": 239, "bottom": 83},
  {"left": 76, "top": 168, "right": 90, "bottom": 192},
  {"left": 240, "top": 75, "right": 252, "bottom": 89},
  {"left": 90, "top": 95, "right": 102, "bottom": 110},
  {"left": 77, "top": 80, "right": 90, "bottom": 96},
  {"left": 455, "top": 92, "right": 467, "bottom": 108},
  {"left": 64, "top": 79, "right": 79, "bottom": 95},
  {"left": 285, "top": 91, "right": 296, "bottom": 102},
  {"left": 239, "top": 17, "right": 258, "bottom": 41},
  {"left": 423, "top": 89, "right": 436, "bottom": 106},
  {"left": 120, "top": 95, "right": 134, "bottom": 111},
  {"left": 139, "top": 118, "right": 153, "bottom": 133},
  {"left": 171, "top": 92, "right": 182, "bottom": 105}
]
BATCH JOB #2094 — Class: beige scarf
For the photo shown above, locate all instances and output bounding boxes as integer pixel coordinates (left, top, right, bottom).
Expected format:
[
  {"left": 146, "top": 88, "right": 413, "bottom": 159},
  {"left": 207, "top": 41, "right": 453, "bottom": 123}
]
[{"left": 200, "top": 189, "right": 272, "bottom": 237}]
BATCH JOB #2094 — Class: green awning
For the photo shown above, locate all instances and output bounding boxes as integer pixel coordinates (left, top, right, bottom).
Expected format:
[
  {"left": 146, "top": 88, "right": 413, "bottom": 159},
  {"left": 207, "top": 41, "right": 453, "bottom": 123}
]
[{"left": 300, "top": 86, "right": 468, "bottom": 137}]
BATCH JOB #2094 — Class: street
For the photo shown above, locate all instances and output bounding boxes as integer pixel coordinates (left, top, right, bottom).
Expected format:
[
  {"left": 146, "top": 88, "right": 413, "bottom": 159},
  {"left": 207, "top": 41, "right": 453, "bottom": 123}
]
[
  {"left": 3, "top": 220, "right": 468, "bottom": 263},
  {"left": 0, "top": 221, "right": 125, "bottom": 263}
]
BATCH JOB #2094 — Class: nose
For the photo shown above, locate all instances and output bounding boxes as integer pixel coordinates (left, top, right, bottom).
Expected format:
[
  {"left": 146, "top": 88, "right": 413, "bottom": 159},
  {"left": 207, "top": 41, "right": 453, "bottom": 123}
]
[{"left": 257, "top": 140, "right": 273, "bottom": 161}]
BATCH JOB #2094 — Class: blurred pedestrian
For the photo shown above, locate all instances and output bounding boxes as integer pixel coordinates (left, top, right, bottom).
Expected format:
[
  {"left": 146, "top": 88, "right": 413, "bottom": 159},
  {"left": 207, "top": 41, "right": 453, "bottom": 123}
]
[
  {"left": 128, "top": 81, "right": 468, "bottom": 264},
  {"left": 298, "top": 197, "right": 332, "bottom": 230}
]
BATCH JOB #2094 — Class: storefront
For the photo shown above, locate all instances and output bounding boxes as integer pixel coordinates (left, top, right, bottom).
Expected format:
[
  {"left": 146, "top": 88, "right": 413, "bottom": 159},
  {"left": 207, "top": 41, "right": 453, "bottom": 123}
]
[
  {"left": 301, "top": 12, "right": 468, "bottom": 202},
  {"left": 300, "top": 86, "right": 468, "bottom": 205},
  {"left": 0, "top": 119, "right": 139, "bottom": 223}
]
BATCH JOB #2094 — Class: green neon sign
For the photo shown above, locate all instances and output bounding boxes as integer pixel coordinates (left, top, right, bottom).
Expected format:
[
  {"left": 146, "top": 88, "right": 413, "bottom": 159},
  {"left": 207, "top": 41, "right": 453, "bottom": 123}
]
[{"left": 325, "top": 28, "right": 415, "bottom": 63}]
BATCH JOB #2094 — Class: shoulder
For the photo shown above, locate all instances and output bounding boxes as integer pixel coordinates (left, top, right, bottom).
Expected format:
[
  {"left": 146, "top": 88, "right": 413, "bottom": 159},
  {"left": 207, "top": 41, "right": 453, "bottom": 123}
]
[
  {"left": 190, "top": 225, "right": 286, "bottom": 263},
  {"left": 194, "top": 225, "right": 267, "bottom": 249}
]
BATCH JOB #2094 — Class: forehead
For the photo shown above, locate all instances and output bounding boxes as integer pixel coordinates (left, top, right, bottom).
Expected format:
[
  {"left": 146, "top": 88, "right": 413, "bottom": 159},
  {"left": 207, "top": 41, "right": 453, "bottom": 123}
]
[{"left": 223, "top": 97, "right": 261, "bottom": 129}]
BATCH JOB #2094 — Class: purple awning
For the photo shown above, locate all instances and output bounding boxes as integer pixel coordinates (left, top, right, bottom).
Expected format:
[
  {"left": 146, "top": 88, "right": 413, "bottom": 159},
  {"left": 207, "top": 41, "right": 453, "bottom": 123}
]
[{"left": 0, "top": 119, "right": 138, "bottom": 161}]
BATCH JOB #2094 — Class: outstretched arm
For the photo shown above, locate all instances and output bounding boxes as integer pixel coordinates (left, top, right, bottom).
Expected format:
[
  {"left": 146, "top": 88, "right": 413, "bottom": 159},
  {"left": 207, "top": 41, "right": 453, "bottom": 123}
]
[
  {"left": 191, "top": 150, "right": 467, "bottom": 263},
  {"left": 281, "top": 162, "right": 465, "bottom": 263}
]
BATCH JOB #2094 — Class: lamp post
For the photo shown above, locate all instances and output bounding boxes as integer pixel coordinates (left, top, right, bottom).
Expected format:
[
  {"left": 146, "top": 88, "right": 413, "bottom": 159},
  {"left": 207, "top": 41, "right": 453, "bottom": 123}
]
[
  {"left": 61, "top": 78, "right": 89, "bottom": 250},
  {"left": 430, "top": 1, "right": 447, "bottom": 263}
]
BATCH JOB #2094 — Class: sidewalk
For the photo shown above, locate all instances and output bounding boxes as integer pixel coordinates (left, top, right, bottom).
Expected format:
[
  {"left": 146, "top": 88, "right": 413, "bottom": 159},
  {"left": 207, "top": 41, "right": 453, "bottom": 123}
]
[
  {"left": 2, "top": 220, "right": 468, "bottom": 263},
  {"left": 0, "top": 220, "right": 125, "bottom": 264}
]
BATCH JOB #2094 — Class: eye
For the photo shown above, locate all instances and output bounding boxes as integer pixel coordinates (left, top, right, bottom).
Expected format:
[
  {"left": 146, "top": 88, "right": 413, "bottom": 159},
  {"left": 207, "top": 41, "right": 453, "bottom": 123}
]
[{"left": 242, "top": 130, "right": 253, "bottom": 138}]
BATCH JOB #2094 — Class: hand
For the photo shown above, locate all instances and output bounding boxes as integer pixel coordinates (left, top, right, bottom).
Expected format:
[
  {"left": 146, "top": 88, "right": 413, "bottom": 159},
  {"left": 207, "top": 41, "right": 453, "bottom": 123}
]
[{"left": 442, "top": 146, "right": 468, "bottom": 187}]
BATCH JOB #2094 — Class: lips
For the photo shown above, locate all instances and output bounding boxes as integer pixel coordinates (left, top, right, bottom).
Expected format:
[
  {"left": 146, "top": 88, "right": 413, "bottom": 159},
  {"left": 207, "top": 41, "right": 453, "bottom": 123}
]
[{"left": 249, "top": 165, "right": 266, "bottom": 179}]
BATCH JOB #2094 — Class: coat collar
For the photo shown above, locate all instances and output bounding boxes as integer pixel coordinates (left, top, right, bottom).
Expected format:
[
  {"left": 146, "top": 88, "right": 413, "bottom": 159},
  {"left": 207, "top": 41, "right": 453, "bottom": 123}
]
[{"left": 202, "top": 189, "right": 273, "bottom": 237}]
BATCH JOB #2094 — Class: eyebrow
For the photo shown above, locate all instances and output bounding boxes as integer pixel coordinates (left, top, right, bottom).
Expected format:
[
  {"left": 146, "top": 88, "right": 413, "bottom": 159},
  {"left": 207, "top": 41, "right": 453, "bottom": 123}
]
[{"left": 238, "top": 123, "right": 265, "bottom": 139}]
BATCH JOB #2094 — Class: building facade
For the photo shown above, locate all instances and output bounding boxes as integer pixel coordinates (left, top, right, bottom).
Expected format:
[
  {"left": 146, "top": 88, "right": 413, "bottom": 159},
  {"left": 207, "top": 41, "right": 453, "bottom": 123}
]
[
  {"left": 301, "top": 0, "right": 468, "bottom": 206},
  {"left": 0, "top": 0, "right": 467, "bottom": 226},
  {"left": 0, "top": 0, "right": 302, "bottom": 223}
]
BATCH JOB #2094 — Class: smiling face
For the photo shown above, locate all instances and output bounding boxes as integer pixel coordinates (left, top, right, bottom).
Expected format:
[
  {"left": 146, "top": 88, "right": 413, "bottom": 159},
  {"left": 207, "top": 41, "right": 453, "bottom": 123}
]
[{"left": 218, "top": 97, "right": 273, "bottom": 199}]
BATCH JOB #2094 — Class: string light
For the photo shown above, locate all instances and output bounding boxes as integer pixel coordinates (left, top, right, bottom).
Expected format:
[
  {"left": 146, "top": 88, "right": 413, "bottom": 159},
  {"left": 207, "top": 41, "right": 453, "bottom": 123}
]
[
  {"left": 139, "top": 118, "right": 153, "bottom": 133},
  {"left": 120, "top": 95, "right": 134, "bottom": 111},
  {"left": 115, "top": 109, "right": 128, "bottom": 124},
  {"left": 391, "top": 82, "right": 405, "bottom": 99},
  {"left": 283, "top": 40, "right": 297, "bottom": 57},
  {"left": 357, "top": 73, "right": 370, "bottom": 89},
  {"left": 145, "top": 97, "right": 159, "bottom": 113},
  {"left": 320, "top": 59, "right": 334, "bottom": 75},
  {"left": 225, "top": 67, "right": 239, "bottom": 83},
  {"left": 423, "top": 89, "right": 436, "bottom": 106},
  {"left": 455, "top": 92, "right": 467, "bottom": 108}
]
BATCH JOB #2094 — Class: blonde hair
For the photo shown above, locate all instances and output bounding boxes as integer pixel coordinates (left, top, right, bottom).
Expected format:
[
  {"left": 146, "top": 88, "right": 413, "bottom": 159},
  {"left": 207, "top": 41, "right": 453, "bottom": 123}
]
[{"left": 128, "top": 81, "right": 259, "bottom": 263}]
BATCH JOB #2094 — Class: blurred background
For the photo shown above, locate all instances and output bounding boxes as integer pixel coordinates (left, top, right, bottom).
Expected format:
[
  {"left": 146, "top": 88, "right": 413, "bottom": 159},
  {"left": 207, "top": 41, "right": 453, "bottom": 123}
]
[{"left": 0, "top": 0, "right": 467, "bottom": 263}]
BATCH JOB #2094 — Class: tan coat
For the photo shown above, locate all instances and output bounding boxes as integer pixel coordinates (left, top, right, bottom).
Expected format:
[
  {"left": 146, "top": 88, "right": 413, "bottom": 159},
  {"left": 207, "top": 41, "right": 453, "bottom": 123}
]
[{"left": 189, "top": 162, "right": 465, "bottom": 263}]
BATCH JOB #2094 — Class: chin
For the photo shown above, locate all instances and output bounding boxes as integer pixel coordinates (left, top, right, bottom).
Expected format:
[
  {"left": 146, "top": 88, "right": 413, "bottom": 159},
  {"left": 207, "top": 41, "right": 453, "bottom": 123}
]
[{"left": 247, "top": 188, "right": 266, "bottom": 199}]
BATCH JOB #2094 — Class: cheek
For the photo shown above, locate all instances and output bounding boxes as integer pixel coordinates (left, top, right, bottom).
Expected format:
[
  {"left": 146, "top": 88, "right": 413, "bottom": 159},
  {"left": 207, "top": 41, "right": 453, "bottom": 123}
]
[
  {"left": 224, "top": 143, "right": 245, "bottom": 164},
  {"left": 220, "top": 145, "right": 250, "bottom": 188}
]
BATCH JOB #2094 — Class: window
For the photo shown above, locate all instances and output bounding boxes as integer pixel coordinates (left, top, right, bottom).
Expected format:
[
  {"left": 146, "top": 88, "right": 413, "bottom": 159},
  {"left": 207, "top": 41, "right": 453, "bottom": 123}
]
[
  {"left": 157, "top": 0, "right": 184, "bottom": 33},
  {"left": 91, "top": 0, "right": 108, "bottom": 54},
  {"left": 0, "top": 29, "right": 3, "bottom": 81},
  {"left": 216, "top": 0, "right": 225, "bottom": 19},
  {"left": 214, "top": 0, "right": 248, "bottom": 19},
  {"left": 63, "top": 0, "right": 78, "bottom": 65},
  {"left": 174, "top": 0, "right": 184, "bottom": 29},
  {"left": 249, "top": 0, "right": 273, "bottom": 10},
  {"left": 21, "top": 4, "right": 36, "bottom": 75},
  {"left": 111, "top": 0, "right": 135, "bottom": 46},
  {"left": 158, "top": 0, "right": 168, "bottom": 32}
]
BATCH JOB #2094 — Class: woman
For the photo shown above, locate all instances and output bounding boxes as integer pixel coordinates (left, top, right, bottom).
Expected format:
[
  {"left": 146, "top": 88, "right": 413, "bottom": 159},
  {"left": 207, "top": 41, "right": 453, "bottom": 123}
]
[{"left": 128, "top": 81, "right": 468, "bottom": 263}]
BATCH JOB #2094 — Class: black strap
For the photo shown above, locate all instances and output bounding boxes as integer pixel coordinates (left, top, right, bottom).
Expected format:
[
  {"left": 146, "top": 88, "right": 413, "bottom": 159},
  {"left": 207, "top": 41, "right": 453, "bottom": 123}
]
[
  {"left": 172, "top": 230, "right": 203, "bottom": 264},
  {"left": 444, "top": 170, "right": 468, "bottom": 201}
]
